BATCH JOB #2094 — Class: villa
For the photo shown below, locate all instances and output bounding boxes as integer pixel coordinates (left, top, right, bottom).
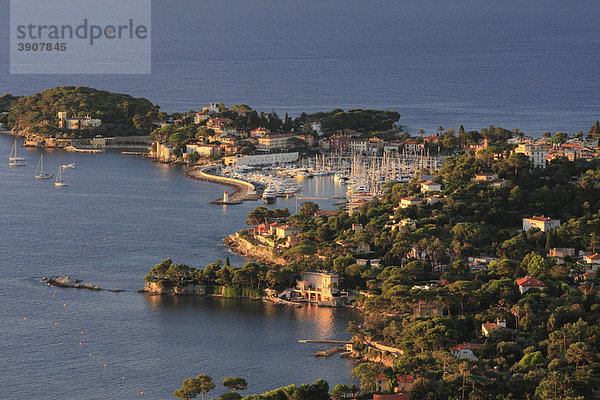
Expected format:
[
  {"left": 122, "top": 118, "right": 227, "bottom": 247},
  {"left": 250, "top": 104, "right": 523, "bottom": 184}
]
[
  {"left": 294, "top": 271, "right": 339, "bottom": 303},
  {"left": 516, "top": 276, "right": 545, "bottom": 294},
  {"left": 522, "top": 216, "right": 560, "bottom": 232}
]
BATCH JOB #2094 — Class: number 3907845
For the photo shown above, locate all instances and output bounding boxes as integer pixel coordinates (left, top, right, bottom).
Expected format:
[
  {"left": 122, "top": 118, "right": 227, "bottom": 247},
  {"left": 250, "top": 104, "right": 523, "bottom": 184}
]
[{"left": 17, "top": 42, "right": 67, "bottom": 51}]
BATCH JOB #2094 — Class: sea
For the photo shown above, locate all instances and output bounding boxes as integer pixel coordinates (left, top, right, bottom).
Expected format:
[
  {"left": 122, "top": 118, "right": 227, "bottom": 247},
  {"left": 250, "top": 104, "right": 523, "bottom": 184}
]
[
  {"left": 0, "top": 0, "right": 599, "bottom": 135},
  {"left": 0, "top": 135, "right": 356, "bottom": 399}
]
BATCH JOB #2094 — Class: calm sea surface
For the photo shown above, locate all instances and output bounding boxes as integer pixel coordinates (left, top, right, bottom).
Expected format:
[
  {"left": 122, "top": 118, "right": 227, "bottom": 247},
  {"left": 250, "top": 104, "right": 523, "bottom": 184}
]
[
  {"left": 1, "top": 1, "right": 600, "bottom": 135},
  {"left": 0, "top": 134, "right": 357, "bottom": 399}
]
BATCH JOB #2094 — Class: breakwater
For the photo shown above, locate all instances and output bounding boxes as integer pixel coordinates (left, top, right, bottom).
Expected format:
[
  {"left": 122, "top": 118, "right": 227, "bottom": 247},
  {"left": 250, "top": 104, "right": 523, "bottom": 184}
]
[{"left": 185, "top": 166, "right": 259, "bottom": 204}]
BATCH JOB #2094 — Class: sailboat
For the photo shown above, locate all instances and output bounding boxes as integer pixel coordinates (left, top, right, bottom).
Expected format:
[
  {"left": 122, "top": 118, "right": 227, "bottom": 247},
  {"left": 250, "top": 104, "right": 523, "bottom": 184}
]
[
  {"left": 35, "top": 154, "right": 53, "bottom": 179},
  {"left": 9, "top": 138, "right": 26, "bottom": 166},
  {"left": 54, "top": 167, "right": 68, "bottom": 187}
]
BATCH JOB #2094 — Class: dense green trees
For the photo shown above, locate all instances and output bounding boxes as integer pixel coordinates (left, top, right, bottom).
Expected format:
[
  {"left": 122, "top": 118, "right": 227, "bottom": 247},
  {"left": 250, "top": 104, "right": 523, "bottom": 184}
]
[
  {"left": 8, "top": 86, "right": 158, "bottom": 137},
  {"left": 294, "top": 108, "right": 401, "bottom": 133}
]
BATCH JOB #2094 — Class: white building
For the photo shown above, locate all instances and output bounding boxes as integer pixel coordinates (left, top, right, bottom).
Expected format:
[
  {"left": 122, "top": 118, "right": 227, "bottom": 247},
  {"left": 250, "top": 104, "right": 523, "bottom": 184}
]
[
  {"left": 295, "top": 271, "right": 340, "bottom": 302},
  {"left": 450, "top": 343, "right": 482, "bottom": 360},
  {"left": 154, "top": 142, "right": 175, "bottom": 162},
  {"left": 522, "top": 216, "right": 560, "bottom": 232},
  {"left": 223, "top": 152, "right": 299, "bottom": 166},
  {"left": 515, "top": 142, "right": 549, "bottom": 168}
]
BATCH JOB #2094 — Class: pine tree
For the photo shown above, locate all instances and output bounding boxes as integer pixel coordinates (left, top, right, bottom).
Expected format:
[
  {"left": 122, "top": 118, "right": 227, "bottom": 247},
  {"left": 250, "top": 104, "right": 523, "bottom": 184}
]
[
  {"left": 225, "top": 256, "right": 230, "bottom": 266},
  {"left": 588, "top": 120, "right": 600, "bottom": 138}
]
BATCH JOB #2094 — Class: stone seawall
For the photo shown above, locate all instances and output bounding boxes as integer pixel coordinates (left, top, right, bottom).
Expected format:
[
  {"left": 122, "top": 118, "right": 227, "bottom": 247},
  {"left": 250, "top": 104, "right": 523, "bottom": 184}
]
[
  {"left": 224, "top": 233, "right": 286, "bottom": 266},
  {"left": 185, "top": 167, "right": 259, "bottom": 204}
]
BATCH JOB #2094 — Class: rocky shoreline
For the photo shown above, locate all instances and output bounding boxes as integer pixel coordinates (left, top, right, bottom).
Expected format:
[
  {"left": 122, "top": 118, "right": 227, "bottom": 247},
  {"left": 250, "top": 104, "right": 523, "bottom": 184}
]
[
  {"left": 224, "top": 233, "right": 286, "bottom": 266},
  {"left": 42, "top": 276, "right": 124, "bottom": 292}
]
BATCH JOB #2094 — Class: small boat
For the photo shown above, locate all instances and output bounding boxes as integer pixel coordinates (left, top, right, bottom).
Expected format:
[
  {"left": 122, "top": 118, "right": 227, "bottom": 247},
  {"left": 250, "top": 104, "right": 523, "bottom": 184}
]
[
  {"left": 55, "top": 167, "right": 68, "bottom": 187},
  {"left": 262, "top": 187, "right": 277, "bottom": 204},
  {"left": 9, "top": 139, "right": 26, "bottom": 166},
  {"left": 35, "top": 154, "right": 53, "bottom": 179},
  {"left": 62, "top": 163, "right": 76, "bottom": 169}
]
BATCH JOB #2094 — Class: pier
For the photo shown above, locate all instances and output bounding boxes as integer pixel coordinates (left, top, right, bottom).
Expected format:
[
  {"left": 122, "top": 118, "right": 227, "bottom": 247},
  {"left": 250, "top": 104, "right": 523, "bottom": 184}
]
[
  {"left": 185, "top": 166, "right": 259, "bottom": 204},
  {"left": 298, "top": 340, "right": 351, "bottom": 344}
]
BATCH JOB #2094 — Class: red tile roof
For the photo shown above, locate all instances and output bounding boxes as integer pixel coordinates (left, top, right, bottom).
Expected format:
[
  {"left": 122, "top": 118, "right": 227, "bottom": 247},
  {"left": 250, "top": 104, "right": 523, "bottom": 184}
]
[
  {"left": 526, "top": 216, "right": 555, "bottom": 222},
  {"left": 516, "top": 275, "right": 545, "bottom": 287},
  {"left": 450, "top": 342, "right": 484, "bottom": 351}
]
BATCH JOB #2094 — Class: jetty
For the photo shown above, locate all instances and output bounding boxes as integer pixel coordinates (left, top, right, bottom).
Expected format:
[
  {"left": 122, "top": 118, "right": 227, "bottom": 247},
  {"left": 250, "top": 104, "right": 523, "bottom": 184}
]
[
  {"left": 185, "top": 166, "right": 260, "bottom": 204},
  {"left": 315, "top": 345, "right": 346, "bottom": 357},
  {"left": 121, "top": 151, "right": 148, "bottom": 156},
  {"left": 64, "top": 146, "right": 101, "bottom": 154},
  {"left": 298, "top": 339, "right": 351, "bottom": 344}
]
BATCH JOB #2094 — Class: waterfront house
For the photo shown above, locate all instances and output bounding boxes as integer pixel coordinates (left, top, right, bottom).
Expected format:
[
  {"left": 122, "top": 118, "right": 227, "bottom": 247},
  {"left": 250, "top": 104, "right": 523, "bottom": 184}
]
[
  {"left": 154, "top": 142, "right": 176, "bottom": 162},
  {"left": 294, "top": 271, "right": 340, "bottom": 302},
  {"left": 450, "top": 343, "right": 483, "bottom": 360},
  {"left": 413, "top": 301, "right": 444, "bottom": 318},
  {"left": 481, "top": 320, "right": 508, "bottom": 337},
  {"left": 516, "top": 275, "right": 545, "bottom": 294},
  {"left": 400, "top": 197, "right": 423, "bottom": 209},
  {"left": 58, "top": 112, "right": 101, "bottom": 130},
  {"left": 522, "top": 216, "right": 560, "bottom": 232}
]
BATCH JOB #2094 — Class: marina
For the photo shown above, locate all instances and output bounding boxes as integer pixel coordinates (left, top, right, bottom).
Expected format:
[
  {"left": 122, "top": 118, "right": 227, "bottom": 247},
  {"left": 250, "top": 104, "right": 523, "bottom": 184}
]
[{"left": 217, "top": 150, "right": 446, "bottom": 207}]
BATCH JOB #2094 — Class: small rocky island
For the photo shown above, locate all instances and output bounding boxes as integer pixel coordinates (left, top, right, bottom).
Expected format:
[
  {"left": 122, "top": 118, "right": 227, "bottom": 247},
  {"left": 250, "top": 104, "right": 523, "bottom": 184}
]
[{"left": 42, "top": 276, "right": 123, "bottom": 292}]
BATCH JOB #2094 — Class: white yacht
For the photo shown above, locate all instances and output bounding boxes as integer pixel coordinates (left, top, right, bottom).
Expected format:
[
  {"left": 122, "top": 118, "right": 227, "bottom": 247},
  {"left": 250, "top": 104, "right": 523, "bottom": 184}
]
[
  {"left": 262, "top": 187, "right": 277, "bottom": 204},
  {"left": 35, "top": 154, "right": 53, "bottom": 179},
  {"left": 9, "top": 139, "right": 26, "bottom": 167},
  {"left": 54, "top": 167, "right": 68, "bottom": 187}
]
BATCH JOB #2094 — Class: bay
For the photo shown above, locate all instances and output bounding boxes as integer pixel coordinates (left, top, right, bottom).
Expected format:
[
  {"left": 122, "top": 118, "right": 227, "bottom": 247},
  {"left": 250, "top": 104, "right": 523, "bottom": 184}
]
[{"left": 0, "top": 134, "right": 359, "bottom": 400}]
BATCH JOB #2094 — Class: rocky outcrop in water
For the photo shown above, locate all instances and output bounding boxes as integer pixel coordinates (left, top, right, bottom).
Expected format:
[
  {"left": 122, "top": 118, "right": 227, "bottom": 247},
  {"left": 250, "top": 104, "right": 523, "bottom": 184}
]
[{"left": 41, "top": 276, "right": 124, "bottom": 292}]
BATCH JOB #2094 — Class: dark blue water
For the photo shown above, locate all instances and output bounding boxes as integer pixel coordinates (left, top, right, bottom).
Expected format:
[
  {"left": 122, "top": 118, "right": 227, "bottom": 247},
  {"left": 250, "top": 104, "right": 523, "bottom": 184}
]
[
  {"left": 0, "top": 135, "right": 359, "bottom": 399},
  {"left": 1, "top": 1, "right": 599, "bottom": 135}
]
